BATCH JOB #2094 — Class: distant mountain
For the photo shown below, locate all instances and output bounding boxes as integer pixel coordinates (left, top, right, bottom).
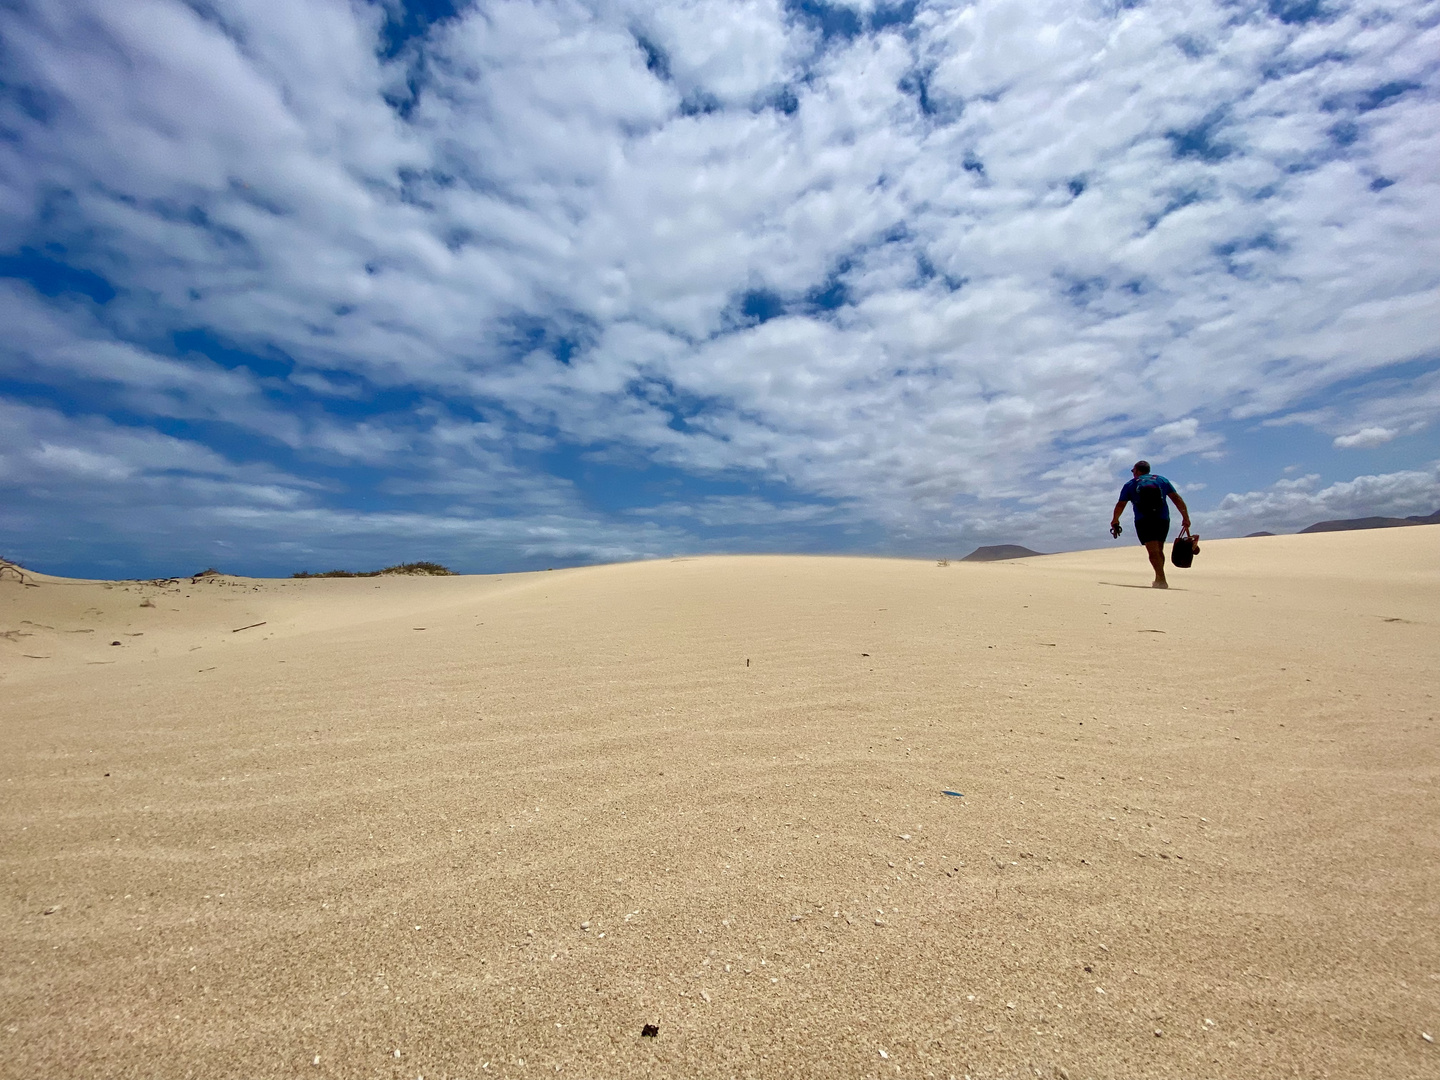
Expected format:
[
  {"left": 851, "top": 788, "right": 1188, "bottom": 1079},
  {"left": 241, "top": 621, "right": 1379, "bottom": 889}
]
[
  {"left": 962, "top": 544, "right": 1046, "bottom": 561},
  {"left": 1300, "top": 509, "right": 1440, "bottom": 534},
  {"left": 1245, "top": 531, "right": 1275, "bottom": 537}
]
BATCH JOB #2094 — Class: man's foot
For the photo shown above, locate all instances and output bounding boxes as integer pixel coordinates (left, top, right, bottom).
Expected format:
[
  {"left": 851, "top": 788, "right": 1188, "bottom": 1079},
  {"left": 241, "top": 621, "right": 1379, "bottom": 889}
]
[{"left": 1152, "top": 579, "right": 1169, "bottom": 589}]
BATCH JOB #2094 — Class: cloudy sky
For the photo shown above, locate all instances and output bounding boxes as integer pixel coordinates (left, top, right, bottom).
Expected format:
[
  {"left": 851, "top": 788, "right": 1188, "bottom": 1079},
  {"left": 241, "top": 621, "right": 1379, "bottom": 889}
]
[{"left": 1, "top": 0, "right": 1437, "bottom": 577}]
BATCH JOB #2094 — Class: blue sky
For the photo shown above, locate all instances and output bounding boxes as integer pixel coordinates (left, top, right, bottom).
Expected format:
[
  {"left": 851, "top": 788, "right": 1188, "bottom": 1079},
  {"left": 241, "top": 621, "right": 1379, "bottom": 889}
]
[{"left": 1, "top": 0, "right": 1437, "bottom": 578}]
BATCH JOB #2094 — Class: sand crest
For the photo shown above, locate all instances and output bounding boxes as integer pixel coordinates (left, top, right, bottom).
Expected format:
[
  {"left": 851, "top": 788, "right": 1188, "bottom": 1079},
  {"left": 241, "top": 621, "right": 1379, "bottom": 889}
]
[{"left": 2, "top": 529, "right": 1438, "bottom": 1078}]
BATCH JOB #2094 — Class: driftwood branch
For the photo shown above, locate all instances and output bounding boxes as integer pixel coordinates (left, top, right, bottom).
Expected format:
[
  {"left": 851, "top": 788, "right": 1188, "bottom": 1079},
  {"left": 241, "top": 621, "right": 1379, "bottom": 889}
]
[{"left": 0, "top": 559, "right": 37, "bottom": 586}]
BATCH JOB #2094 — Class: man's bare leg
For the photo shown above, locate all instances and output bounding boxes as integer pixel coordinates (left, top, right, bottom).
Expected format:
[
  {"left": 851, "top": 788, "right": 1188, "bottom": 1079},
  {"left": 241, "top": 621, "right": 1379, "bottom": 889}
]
[{"left": 1144, "top": 540, "right": 1168, "bottom": 588}]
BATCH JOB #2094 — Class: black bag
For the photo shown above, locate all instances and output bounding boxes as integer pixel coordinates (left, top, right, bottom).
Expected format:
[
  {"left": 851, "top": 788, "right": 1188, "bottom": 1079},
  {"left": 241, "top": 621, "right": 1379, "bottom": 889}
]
[
  {"left": 1170, "top": 528, "right": 1199, "bottom": 569},
  {"left": 1134, "top": 475, "right": 1166, "bottom": 516}
]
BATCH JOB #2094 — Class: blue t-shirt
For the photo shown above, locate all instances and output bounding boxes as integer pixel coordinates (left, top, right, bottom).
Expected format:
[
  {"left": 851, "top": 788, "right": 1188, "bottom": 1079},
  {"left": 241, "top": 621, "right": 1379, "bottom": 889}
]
[{"left": 1120, "top": 474, "right": 1176, "bottom": 526}]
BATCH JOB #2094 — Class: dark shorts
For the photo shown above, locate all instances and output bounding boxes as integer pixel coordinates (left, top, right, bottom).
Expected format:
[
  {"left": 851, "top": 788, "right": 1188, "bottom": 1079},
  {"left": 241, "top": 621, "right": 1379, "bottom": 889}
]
[{"left": 1135, "top": 518, "right": 1170, "bottom": 545}]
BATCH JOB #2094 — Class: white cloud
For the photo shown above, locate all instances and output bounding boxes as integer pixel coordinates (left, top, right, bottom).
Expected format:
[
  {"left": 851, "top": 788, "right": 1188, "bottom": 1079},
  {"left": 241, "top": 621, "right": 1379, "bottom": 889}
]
[
  {"left": 1152, "top": 417, "right": 1199, "bottom": 442},
  {"left": 0, "top": 399, "right": 306, "bottom": 494},
  {"left": 631, "top": 494, "right": 850, "bottom": 528},
  {"left": 1272, "top": 366, "right": 1440, "bottom": 446},
  {"left": 28, "top": 442, "right": 135, "bottom": 481},
  {"left": 1333, "top": 426, "right": 1397, "bottom": 449},
  {"left": 1, "top": 0, "right": 1438, "bottom": 569},
  {"left": 1207, "top": 462, "right": 1440, "bottom": 534},
  {"left": 0, "top": 398, "right": 691, "bottom": 575},
  {"left": 625, "top": 0, "right": 799, "bottom": 106}
]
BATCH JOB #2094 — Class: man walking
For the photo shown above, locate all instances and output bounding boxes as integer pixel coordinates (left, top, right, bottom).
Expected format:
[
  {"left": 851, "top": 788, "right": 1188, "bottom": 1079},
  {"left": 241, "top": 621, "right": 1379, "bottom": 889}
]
[{"left": 1110, "top": 461, "right": 1190, "bottom": 589}]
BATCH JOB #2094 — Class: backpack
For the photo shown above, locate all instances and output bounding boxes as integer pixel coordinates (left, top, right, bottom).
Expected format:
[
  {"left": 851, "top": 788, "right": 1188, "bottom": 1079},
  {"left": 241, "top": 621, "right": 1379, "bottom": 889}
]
[{"left": 1134, "top": 474, "right": 1166, "bottom": 515}]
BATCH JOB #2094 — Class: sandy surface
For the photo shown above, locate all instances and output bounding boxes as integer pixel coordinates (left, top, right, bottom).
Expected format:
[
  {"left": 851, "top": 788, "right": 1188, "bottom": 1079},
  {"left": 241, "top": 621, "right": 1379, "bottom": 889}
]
[{"left": 2, "top": 529, "right": 1438, "bottom": 1079}]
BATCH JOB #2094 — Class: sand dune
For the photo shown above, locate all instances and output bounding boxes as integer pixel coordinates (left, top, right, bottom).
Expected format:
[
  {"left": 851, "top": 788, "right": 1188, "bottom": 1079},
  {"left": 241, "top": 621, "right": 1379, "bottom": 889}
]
[{"left": 2, "top": 529, "right": 1438, "bottom": 1079}]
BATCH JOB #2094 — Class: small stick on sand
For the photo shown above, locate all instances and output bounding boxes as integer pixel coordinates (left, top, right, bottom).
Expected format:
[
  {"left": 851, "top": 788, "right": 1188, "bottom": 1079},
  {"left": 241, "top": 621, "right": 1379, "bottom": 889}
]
[{"left": 231, "top": 622, "right": 267, "bottom": 633}]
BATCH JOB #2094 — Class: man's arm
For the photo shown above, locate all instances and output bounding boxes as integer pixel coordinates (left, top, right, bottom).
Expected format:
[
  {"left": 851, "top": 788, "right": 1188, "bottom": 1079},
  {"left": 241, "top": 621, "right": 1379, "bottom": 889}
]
[
  {"left": 1110, "top": 498, "right": 1127, "bottom": 529},
  {"left": 1169, "top": 490, "right": 1191, "bottom": 529}
]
